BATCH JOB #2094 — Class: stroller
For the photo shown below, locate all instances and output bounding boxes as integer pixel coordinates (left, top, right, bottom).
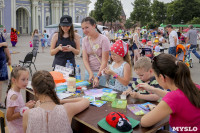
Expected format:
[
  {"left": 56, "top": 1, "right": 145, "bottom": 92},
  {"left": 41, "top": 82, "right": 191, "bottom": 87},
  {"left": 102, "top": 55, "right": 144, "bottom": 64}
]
[{"left": 176, "top": 44, "right": 193, "bottom": 68}]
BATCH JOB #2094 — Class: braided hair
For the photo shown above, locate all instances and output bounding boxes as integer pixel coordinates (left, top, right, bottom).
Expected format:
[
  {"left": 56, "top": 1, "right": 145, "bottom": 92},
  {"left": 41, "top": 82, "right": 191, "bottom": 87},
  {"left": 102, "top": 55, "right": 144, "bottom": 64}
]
[
  {"left": 31, "top": 70, "right": 60, "bottom": 104},
  {"left": 5, "top": 66, "right": 28, "bottom": 106}
]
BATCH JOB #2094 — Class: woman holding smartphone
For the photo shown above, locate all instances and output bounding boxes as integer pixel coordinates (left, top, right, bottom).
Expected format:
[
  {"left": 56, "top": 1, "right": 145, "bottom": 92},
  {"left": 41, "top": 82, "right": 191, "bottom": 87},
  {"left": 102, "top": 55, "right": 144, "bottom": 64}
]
[{"left": 50, "top": 15, "right": 81, "bottom": 68}]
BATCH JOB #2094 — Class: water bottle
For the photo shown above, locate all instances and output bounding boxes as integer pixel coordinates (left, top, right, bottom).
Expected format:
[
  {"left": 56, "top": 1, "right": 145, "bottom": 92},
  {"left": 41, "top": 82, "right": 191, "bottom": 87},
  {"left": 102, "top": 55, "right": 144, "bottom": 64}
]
[
  {"left": 75, "top": 65, "right": 81, "bottom": 80},
  {"left": 69, "top": 63, "right": 74, "bottom": 77},
  {"left": 65, "top": 60, "right": 70, "bottom": 68}
]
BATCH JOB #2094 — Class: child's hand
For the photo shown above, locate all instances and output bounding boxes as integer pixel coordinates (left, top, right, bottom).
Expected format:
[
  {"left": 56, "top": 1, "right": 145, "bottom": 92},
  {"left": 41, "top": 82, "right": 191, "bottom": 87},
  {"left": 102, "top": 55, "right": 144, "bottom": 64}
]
[
  {"left": 137, "top": 83, "right": 154, "bottom": 93},
  {"left": 129, "top": 91, "right": 138, "bottom": 98},
  {"left": 122, "top": 88, "right": 132, "bottom": 95},
  {"left": 34, "top": 100, "right": 41, "bottom": 108},
  {"left": 147, "top": 104, "right": 156, "bottom": 111},
  {"left": 26, "top": 100, "right": 35, "bottom": 109},
  {"left": 104, "top": 67, "right": 114, "bottom": 75},
  {"left": 93, "top": 77, "right": 99, "bottom": 88}
]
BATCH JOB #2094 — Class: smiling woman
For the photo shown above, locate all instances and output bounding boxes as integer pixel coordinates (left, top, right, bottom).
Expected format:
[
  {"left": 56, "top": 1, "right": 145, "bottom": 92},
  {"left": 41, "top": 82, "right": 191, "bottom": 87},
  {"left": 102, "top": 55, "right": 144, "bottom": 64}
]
[
  {"left": 50, "top": 15, "right": 81, "bottom": 69},
  {"left": 81, "top": 17, "right": 110, "bottom": 87}
]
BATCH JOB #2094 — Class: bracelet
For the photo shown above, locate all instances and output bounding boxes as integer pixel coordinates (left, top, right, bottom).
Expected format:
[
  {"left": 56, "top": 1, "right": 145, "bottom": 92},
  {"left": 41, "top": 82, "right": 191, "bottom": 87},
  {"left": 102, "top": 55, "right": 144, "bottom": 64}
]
[
  {"left": 20, "top": 107, "right": 29, "bottom": 116},
  {"left": 97, "top": 76, "right": 100, "bottom": 80},
  {"left": 113, "top": 74, "right": 118, "bottom": 79}
]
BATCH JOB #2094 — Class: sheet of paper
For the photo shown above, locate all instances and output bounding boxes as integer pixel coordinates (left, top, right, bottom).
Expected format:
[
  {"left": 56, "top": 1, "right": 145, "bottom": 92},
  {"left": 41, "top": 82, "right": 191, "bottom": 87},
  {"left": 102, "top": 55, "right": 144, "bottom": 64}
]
[{"left": 57, "top": 92, "right": 73, "bottom": 99}]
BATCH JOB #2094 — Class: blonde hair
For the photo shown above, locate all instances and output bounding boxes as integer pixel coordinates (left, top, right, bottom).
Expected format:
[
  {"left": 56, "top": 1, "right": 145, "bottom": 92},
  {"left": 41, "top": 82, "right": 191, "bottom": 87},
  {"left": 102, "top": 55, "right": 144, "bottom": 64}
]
[
  {"left": 134, "top": 57, "right": 152, "bottom": 71},
  {"left": 124, "top": 51, "right": 132, "bottom": 75}
]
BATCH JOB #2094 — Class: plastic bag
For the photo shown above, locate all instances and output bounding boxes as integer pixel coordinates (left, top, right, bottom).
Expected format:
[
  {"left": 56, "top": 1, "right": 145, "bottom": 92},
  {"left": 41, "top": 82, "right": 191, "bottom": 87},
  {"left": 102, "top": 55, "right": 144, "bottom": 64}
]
[{"left": 29, "top": 41, "right": 33, "bottom": 47}]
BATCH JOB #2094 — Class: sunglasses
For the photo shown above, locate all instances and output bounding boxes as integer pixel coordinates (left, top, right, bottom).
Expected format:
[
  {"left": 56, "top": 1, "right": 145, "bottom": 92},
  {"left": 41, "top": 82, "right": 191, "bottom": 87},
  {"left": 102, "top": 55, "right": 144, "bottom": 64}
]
[{"left": 151, "top": 56, "right": 166, "bottom": 78}]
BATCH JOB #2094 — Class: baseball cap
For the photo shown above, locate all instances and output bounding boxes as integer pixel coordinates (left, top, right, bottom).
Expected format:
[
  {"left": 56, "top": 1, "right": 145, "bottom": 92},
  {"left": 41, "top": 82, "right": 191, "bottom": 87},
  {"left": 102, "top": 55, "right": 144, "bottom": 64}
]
[
  {"left": 59, "top": 15, "right": 72, "bottom": 27},
  {"left": 98, "top": 112, "right": 140, "bottom": 133}
]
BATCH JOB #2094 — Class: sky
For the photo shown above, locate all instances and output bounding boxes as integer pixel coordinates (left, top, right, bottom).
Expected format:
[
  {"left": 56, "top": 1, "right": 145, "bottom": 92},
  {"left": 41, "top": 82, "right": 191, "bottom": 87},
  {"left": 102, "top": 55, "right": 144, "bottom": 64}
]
[{"left": 89, "top": 0, "right": 172, "bottom": 18}]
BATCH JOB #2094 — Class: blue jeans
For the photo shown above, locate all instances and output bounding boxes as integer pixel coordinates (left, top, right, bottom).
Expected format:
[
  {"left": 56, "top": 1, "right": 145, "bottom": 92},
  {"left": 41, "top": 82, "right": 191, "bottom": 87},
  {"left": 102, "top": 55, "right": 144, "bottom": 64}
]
[
  {"left": 84, "top": 71, "right": 107, "bottom": 86},
  {"left": 190, "top": 44, "right": 200, "bottom": 59},
  {"left": 168, "top": 46, "right": 176, "bottom": 56}
]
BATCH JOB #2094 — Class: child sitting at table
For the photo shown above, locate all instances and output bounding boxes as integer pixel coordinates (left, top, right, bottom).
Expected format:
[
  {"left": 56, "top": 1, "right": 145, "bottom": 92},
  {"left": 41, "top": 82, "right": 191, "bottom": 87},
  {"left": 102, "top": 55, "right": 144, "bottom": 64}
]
[
  {"left": 6, "top": 67, "right": 35, "bottom": 133},
  {"left": 23, "top": 70, "right": 90, "bottom": 133},
  {"left": 123, "top": 57, "right": 164, "bottom": 101},
  {"left": 103, "top": 40, "right": 131, "bottom": 91},
  {"left": 139, "top": 54, "right": 200, "bottom": 129}
]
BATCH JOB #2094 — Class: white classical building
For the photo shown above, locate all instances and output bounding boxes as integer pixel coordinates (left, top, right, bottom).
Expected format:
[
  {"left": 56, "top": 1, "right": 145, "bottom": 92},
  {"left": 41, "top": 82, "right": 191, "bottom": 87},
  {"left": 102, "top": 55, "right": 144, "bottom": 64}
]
[{"left": 0, "top": 0, "right": 90, "bottom": 34}]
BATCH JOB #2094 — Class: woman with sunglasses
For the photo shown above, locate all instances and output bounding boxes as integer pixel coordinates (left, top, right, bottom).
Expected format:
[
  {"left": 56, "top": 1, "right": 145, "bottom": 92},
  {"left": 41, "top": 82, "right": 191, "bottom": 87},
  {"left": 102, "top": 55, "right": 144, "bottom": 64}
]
[
  {"left": 50, "top": 15, "right": 81, "bottom": 69},
  {"left": 138, "top": 54, "right": 200, "bottom": 131}
]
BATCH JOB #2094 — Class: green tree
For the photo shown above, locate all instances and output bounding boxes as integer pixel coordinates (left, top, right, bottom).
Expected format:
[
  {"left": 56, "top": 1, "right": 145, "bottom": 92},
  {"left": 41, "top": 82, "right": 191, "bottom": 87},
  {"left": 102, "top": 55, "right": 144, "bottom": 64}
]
[
  {"left": 130, "top": 0, "right": 151, "bottom": 26},
  {"left": 166, "top": 0, "right": 200, "bottom": 24},
  {"left": 101, "top": 0, "right": 122, "bottom": 27},
  {"left": 124, "top": 18, "right": 133, "bottom": 29},
  {"left": 188, "top": 17, "right": 200, "bottom": 24},
  {"left": 151, "top": 0, "right": 167, "bottom": 25},
  {"left": 93, "top": 0, "right": 105, "bottom": 24},
  {"left": 89, "top": 10, "right": 95, "bottom": 18}
]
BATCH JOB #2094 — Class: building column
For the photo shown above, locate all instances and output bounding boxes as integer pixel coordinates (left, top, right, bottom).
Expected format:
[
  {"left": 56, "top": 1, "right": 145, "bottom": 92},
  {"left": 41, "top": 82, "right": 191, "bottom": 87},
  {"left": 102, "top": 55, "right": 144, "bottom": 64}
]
[
  {"left": 32, "top": 2, "right": 36, "bottom": 31},
  {"left": 11, "top": 0, "right": 16, "bottom": 28},
  {"left": 42, "top": 2, "right": 44, "bottom": 32},
  {"left": 69, "top": 0, "right": 73, "bottom": 18},
  {"left": 35, "top": 5, "right": 38, "bottom": 29}
]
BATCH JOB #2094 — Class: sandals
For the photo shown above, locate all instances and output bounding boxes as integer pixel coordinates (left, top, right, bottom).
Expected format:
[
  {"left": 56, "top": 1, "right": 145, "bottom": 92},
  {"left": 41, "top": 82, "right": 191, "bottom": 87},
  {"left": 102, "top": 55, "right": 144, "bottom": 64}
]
[{"left": 0, "top": 103, "right": 6, "bottom": 109}]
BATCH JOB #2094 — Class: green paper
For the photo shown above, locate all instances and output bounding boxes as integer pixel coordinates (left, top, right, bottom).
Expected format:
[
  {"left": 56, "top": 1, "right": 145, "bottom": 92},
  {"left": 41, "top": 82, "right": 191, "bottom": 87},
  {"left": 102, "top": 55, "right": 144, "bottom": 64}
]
[
  {"left": 101, "top": 93, "right": 117, "bottom": 101},
  {"left": 111, "top": 99, "right": 127, "bottom": 109},
  {"left": 98, "top": 117, "right": 140, "bottom": 133}
]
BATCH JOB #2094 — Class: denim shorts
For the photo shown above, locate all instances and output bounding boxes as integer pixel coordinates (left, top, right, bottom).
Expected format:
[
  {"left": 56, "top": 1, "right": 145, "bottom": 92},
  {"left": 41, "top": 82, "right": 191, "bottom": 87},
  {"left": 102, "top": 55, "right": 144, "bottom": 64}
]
[
  {"left": 168, "top": 46, "right": 176, "bottom": 56},
  {"left": 132, "top": 43, "right": 138, "bottom": 50},
  {"left": 84, "top": 71, "right": 107, "bottom": 86}
]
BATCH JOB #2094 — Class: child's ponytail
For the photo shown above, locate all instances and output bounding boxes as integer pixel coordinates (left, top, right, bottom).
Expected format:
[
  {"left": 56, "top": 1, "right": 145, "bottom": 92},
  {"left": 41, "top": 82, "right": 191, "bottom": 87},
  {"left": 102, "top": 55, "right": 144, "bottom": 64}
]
[
  {"left": 175, "top": 61, "right": 200, "bottom": 108},
  {"left": 5, "top": 79, "right": 12, "bottom": 107},
  {"left": 124, "top": 51, "right": 132, "bottom": 76}
]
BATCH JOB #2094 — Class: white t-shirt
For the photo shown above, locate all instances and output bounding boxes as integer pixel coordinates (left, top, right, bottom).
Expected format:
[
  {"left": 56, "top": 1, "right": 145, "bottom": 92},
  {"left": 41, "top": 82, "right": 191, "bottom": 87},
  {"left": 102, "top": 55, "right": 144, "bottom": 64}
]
[{"left": 169, "top": 30, "right": 179, "bottom": 47}]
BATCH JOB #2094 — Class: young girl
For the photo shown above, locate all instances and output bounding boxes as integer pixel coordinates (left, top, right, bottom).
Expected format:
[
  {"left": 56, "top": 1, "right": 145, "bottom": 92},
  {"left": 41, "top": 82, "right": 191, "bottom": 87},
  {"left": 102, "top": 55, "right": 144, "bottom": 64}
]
[
  {"left": 32, "top": 29, "right": 40, "bottom": 51},
  {"left": 138, "top": 54, "right": 200, "bottom": 131},
  {"left": 103, "top": 40, "right": 131, "bottom": 91},
  {"left": 10, "top": 28, "right": 18, "bottom": 47},
  {"left": 23, "top": 70, "right": 90, "bottom": 132},
  {"left": 133, "top": 27, "right": 141, "bottom": 64},
  {"left": 6, "top": 67, "right": 35, "bottom": 133}
]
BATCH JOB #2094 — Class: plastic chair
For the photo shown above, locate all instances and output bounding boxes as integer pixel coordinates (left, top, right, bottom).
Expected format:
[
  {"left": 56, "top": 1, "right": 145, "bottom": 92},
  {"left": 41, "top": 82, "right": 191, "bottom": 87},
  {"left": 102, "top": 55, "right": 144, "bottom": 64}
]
[
  {"left": 0, "top": 110, "right": 8, "bottom": 133},
  {"left": 19, "top": 52, "right": 34, "bottom": 76},
  {"left": 32, "top": 49, "right": 38, "bottom": 71}
]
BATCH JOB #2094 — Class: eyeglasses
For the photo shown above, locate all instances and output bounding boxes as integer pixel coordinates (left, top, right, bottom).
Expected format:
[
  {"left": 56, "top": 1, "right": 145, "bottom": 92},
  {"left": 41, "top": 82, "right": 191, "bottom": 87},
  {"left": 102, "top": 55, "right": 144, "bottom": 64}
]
[{"left": 151, "top": 56, "right": 166, "bottom": 78}]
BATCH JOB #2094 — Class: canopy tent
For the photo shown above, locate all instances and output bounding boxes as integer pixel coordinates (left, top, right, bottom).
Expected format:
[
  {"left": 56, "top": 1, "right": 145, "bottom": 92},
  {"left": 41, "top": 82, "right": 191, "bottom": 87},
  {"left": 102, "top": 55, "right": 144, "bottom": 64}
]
[{"left": 160, "top": 24, "right": 200, "bottom": 28}]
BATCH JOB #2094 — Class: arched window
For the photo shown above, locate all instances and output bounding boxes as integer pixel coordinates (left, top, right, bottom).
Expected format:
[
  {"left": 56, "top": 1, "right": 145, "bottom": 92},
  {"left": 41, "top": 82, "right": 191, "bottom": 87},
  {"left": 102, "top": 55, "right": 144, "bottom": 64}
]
[{"left": 46, "top": 16, "right": 49, "bottom": 26}]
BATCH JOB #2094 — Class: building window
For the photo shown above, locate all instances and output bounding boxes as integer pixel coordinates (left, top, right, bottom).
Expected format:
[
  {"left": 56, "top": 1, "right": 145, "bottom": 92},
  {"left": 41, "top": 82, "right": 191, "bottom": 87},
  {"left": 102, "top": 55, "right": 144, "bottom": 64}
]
[
  {"left": 76, "top": 16, "right": 79, "bottom": 23},
  {"left": 46, "top": 16, "right": 49, "bottom": 26}
]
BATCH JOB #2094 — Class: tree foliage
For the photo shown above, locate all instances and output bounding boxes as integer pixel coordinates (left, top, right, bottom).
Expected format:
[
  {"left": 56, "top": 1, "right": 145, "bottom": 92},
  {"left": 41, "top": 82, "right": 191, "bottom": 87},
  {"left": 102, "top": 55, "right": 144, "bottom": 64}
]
[
  {"left": 101, "top": 0, "right": 122, "bottom": 27},
  {"left": 166, "top": 0, "right": 200, "bottom": 24},
  {"left": 151, "top": 0, "right": 167, "bottom": 25},
  {"left": 130, "top": 0, "right": 151, "bottom": 26},
  {"left": 93, "top": 0, "right": 105, "bottom": 23},
  {"left": 124, "top": 18, "right": 133, "bottom": 29},
  {"left": 188, "top": 17, "right": 200, "bottom": 24}
]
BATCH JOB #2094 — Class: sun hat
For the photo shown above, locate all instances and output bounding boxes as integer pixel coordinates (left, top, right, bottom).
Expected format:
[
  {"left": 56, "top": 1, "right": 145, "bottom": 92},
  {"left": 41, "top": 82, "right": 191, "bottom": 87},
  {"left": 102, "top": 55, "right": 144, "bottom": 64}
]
[
  {"left": 98, "top": 112, "right": 140, "bottom": 133},
  {"left": 154, "top": 39, "right": 159, "bottom": 43},
  {"left": 110, "top": 40, "right": 128, "bottom": 57},
  {"left": 59, "top": 15, "right": 72, "bottom": 27}
]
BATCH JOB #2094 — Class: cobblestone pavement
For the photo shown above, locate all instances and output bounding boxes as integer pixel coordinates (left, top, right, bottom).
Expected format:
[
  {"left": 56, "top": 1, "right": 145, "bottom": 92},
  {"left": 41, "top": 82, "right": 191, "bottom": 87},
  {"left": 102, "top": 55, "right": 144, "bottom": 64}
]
[{"left": 1, "top": 35, "right": 200, "bottom": 112}]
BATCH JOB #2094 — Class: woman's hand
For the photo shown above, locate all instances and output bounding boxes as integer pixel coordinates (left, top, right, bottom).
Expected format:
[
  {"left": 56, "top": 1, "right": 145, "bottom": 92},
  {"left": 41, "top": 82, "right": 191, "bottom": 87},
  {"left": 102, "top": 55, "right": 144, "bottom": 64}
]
[
  {"left": 62, "top": 45, "right": 74, "bottom": 52},
  {"left": 57, "top": 44, "right": 63, "bottom": 51},
  {"left": 88, "top": 73, "right": 94, "bottom": 83},
  {"left": 137, "top": 83, "right": 155, "bottom": 94},
  {"left": 93, "top": 77, "right": 99, "bottom": 87}
]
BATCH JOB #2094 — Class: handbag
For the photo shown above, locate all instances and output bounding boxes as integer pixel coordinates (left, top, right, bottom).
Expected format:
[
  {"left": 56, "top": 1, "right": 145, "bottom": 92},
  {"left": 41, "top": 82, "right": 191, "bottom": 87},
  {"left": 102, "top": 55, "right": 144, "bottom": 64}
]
[{"left": 29, "top": 41, "right": 33, "bottom": 47}]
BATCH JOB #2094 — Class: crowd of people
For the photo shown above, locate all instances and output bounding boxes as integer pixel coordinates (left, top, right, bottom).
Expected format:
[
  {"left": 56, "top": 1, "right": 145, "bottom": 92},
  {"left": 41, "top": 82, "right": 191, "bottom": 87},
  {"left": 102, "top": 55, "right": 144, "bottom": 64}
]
[{"left": 0, "top": 15, "right": 200, "bottom": 133}]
